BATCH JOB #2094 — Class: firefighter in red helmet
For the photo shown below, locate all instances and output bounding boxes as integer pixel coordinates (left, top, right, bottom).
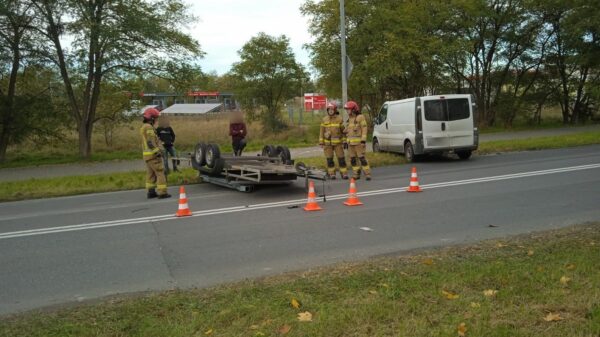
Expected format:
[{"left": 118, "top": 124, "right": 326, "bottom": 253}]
[
  {"left": 140, "top": 107, "right": 171, "bottom": 199},
  {"left": 343, "top": 100, "right": 371, "bottom": 180},
  {"left": 319, "top": 101, "right": 348, "bottom": 179}
]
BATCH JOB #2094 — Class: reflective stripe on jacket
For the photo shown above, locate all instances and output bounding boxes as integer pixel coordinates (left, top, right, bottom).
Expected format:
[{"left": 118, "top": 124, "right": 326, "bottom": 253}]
[
  {"left": 319, "top": 115, "right": 346, "bottom": 145},
  {"left": 140, "top": 123, "right": 162, "bottom": 161},
  {"left": 345, "top": 114, "right": 368, "bottom": 143}
]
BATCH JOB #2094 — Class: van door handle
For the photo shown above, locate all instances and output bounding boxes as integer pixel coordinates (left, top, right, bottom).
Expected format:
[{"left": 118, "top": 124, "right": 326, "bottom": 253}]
[
  {"left": 441, "top": 122, "right": 446, "bottom": 131},
  {"left": 385, "top": 122, "right": 388, "bottom": 130}
]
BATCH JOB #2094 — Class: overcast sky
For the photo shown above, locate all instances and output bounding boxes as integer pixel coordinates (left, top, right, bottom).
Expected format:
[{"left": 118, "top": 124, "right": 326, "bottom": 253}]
[{"left": 185, "top": 0, "right": 314, "bottom": 75}]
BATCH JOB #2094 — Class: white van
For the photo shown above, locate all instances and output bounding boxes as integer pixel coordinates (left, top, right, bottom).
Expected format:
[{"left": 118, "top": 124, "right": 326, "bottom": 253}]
[{"left": 372, "top": 94, "right": 478, "bottom": 162}]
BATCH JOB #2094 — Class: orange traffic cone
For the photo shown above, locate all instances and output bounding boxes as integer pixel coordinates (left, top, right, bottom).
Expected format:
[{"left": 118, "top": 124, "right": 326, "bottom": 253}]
[
  {"left": 343, "top": 178, "right": 363, "bottom": 206},
  {"left": 406, "top": 167, "right": 422, "bottom": 192},
  {"left": 176, "top": 186, "right": 193, "bottom": 217},
  {"left": 303, "top": 181, "right": 322, "bottom": 211}
]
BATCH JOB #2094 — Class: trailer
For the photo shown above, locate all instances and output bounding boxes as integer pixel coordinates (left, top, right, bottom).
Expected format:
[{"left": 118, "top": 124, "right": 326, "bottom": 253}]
[{"left": 190, "top": 143, "right": 327, "bottom": 192}]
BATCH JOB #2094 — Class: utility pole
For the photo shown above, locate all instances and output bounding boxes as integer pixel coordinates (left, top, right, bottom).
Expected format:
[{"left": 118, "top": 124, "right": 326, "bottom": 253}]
[{"left": 340, "top": 0, "right": 348, "bottom": 108}]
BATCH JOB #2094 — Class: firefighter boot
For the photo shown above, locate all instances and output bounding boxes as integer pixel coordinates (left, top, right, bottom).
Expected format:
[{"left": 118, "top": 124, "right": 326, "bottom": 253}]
[{"left": 147, "top": 189, "right": 158, "bottom": 199}]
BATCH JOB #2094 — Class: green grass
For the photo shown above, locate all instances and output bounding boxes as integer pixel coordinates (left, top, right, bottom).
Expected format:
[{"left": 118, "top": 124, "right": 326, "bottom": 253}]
[
  {"left": 2, "top": 224, "right": 598, "bottom": 337},
  {"left": 0, "top": 168, "right": 200, "bottom": 202},
  {"left": 0, "top": 150, "right": 139, "bottom": 169},
  {"left": 478, "top": 131, "right": 600, "bottom": 154}
]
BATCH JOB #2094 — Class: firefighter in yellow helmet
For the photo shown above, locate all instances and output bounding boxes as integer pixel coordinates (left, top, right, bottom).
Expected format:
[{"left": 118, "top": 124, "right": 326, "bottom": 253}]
[
  {"left": 141, "top": 107, "right": 171, "bottom": 199},
  {"left": 343, "top": 100, "right": 371, "bottom": 180},
  {"left": 319, "top": 102, "right": 348, "bottom": 179}
]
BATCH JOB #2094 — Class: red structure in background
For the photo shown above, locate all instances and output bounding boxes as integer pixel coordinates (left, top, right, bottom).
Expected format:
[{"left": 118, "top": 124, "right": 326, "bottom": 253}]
[{"left": 304, "top": 93, "right": 328, "bottom": 111}]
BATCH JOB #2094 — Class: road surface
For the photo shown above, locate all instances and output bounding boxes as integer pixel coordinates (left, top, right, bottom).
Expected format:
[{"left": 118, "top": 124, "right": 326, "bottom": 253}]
[{"left": 1, "top": 145, "right": 599, "bottom": 315}]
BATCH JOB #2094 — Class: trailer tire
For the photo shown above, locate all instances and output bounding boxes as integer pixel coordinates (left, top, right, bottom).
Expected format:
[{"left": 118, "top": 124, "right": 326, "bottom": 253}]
[
  {"left": 276, "top": 145, "right": 292, "bottom": 164},
  {"left": 206, "top": 157, "right": 225, "bottom": 176},
  {"left": 192, "top": 142, "right": 207, "bottom": 168},
  {"left": 206, "top": 143, "right": 221, "bottom": 168},
  {"left": 262, "top": 145, "right": 278, "bottom": 157}
]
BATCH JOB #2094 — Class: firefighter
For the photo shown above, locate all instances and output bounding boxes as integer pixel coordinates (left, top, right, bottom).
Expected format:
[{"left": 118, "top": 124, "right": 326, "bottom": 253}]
[
  {"left": 319, "top": 102, "right": 348, "bottom": 179},
  {"left": 343, "top": 100, "right": 371, "bottom": 180},
  {"left": 140, "top": 107, "right": 171, "bottom": 199}
]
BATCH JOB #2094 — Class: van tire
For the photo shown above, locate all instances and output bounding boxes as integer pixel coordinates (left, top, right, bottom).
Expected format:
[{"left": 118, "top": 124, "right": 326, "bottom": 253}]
[
  {"left": 404, "top": 141, "right": 415, "bottom": 163},
  {"left": 457, "top": 150, "right": 472, "bottom": 160},
  {"left": 372, "top": 139, "right": 381, "bottom": 153}
]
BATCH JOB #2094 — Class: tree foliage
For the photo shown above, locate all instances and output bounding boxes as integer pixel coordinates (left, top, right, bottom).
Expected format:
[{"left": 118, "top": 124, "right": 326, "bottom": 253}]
[
  {"left": 302, "top": 0, "right": 600, "bottom": 126},
  {"left": 30, "top": 0, "right": 203, "bottom": 158},
  {"left": 231, "top": 33, "right": 308, "bottom": 132}
]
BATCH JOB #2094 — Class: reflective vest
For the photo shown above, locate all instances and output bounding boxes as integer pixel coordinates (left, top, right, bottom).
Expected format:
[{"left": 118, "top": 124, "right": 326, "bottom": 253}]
[
  {"left": 345, "top": 114, "right": 368, "bottom": 144},
  {"left": 319, "top": 114, "right": 345, "bottom": 145},
  {"left": 140, "top": 123, "right": 162, "bottom": 160}
]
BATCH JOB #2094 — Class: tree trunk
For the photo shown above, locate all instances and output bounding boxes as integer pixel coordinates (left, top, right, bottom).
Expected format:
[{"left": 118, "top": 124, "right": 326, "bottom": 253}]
[
  {"left": 0, "top": 126, "right": 10, "bottom": 163},
  {"left": 78, "top": 121, "right": 93, "bottom": 158}
]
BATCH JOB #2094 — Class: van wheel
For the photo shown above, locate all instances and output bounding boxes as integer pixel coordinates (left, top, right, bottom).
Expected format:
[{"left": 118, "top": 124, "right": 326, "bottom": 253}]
[
  {"left": 404, "top": 141, "right": 415, "bottom": 163},
  {"left": 457, "top": 150, "right": 472, "bottom": 160},
  {"left": 372, "top": 139, "right": 381, "bottom": 153}
]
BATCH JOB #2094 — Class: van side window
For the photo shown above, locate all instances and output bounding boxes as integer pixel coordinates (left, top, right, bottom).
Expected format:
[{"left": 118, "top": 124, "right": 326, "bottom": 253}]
[
  {"left": 424, "top": 100, "right": 446, "bottom": 121},
  {"left": 377, "top": 104, "right": 388, "bottom": 125},
  {"left": 448, "top": 98, "right": 470, "bottom": 121}
]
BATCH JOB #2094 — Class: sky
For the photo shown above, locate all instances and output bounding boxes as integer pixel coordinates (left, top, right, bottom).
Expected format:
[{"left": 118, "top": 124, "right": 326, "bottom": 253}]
[{"left": 184, "top": 0, "right": 314, "bottom": 75}]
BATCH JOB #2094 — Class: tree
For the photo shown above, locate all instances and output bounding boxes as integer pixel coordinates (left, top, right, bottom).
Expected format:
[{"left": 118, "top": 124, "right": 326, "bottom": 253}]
[
  {"left": 31, "top": 0, "right": 202, "bottom": 158},
  {"left": 231, "top": 33, "right": 308, "bottom": 132},
  {"left": 0, "top": 0, "right": 66, "bottom": 162}
]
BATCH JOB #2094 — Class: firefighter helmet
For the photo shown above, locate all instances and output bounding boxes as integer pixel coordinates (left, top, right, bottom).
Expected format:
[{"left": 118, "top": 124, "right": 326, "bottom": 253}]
[
  {"left": 344, "top": 100, "right": 360, "bottom": 114},
  {"left": 327, "top": 102, "right": 338, "bottom": 114},
  {"left": 143, "top": 107, "right": 160, "bottom": 120}
]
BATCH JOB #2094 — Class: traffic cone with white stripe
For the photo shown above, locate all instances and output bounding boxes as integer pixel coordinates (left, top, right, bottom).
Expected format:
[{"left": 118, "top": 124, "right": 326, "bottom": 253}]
[
  {"left": 406, "top": 167, "right": 422, "bottom": 192},
  {"left": 343, "top": 178, "right": 363, "bottom": 206},
  {"left": 303, "top": 181, "right": 322, "bottom": 211},
  {"left": 176, "top": 186, "right": 192, "bottom": 217}
]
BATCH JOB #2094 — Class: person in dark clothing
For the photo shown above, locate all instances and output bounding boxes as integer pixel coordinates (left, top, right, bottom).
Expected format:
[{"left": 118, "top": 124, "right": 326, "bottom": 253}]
[
  {"left": 156, "top": 117, "right": 179, "bottom": 173},
  {"left": 229, "top": 112, "right": 247, "bottom": 156}
]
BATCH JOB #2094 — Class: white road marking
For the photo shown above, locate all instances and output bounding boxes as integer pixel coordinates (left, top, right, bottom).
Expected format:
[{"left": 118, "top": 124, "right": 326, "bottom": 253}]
[{"left": 1, "top": 163, "right": 599, "bottom": 240}]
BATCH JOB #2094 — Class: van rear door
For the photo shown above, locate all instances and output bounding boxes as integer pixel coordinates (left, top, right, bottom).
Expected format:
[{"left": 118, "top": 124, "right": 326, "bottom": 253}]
[
  {"left": 373, "top": 104, "right": 389, "bottom": 150},
  {"left": 421, "top": 98, "right": 451, "bottom": 149},
  {"left": 446, "top": 97, "right": 474, "bottom": 147}
]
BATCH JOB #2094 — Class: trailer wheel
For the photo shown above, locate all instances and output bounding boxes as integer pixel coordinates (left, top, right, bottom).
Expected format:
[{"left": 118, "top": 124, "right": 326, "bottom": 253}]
[
  {"left": 206, "top": 157, "right": 225, "bottom": 176},
  {"left": 276, "top": 145, "right": 292, "bottom": 164},
  {"left": 192, "top": 142, "right": 206, "bottom": 168},
  {"left": 206, "top": 143, "right": 221, "bottom": 168},
  {"left": 262, "top": 145, "right": 278, "bottom": 157}
]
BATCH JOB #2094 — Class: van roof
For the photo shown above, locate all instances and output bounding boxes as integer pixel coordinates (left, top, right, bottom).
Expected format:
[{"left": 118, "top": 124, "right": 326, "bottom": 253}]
[{"left": 384, "top": 94, "right": 471, "bottom": 105}]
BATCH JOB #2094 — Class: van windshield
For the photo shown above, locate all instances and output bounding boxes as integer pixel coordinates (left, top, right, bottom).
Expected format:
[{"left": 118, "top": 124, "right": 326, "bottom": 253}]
[{"left": 424, "top": 98, "right": 470, "bottom": 121}]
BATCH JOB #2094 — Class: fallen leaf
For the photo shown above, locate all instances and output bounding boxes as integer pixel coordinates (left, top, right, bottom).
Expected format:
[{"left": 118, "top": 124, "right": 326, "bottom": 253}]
[
  {"left": 442, "top": 290, "right": 459, "bottom": 300},
  {"left": 495, "top": 242, "right": 507, "bottom": 248},
  {"left": 422, "top": 258, "right": 434, "bottom": 266},
  {"left": 380, "top": 283, "right": 390, "bottom": 288},
  {"left": 543, "top": 312, "right": 563, "bottom": 322},
  {"left": 464, "top": 312, "right": 473, "bottom": 319},
  {"left": 470, "top": 302, "right": 481, "bottom": 308},
  {"left": 290, "top": 298, "right": 301, "bottom": 309},
  {"left": 359, "top": 227, "right": 373, "bottom": 232},
  {"left": 527, "top": 250, "right": 534, "bottom": 256},
  {"left": 297, "top": 311, "right": 313, "bottom": 322},
  {"left": 483, "top": 289, "right": 498, "bottom": 297},
  {"left": 369, "top": 290, "right": 378, "bottom": 295},
  {"left": 250, "top": 325, "right": 260, "bottom": 330},
  {"left": 457, "top": 322, "right": 467, "bottom": 336},
  {"left": 278, "top": 324, "right": 291, "bottom": 334},
  {"left": 566, "top": 264, "right": 576, "bottom": 270},
  {"left": 400, "top": 272, "right": 409, "bottom": 276},
  {"left": 537, "top": 266, "right": 544, "bottom": 272},
  {"left": 204, "top": 329, "right": 213, "bottom": 335},
  {"left": 560, "top": 276, "right": 571, "bottom": 285}
]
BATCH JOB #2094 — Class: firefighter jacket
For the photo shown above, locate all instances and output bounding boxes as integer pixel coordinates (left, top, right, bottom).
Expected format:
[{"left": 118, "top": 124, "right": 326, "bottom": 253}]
[
  {"left": 140, "top": 123, "right": 163, "bottom": 161},
  {"left": 319, "top": 114, "right": 345, "bottom": 145},
  {"left": 345, "top": 114, "right": 368, "bottom": 144}
]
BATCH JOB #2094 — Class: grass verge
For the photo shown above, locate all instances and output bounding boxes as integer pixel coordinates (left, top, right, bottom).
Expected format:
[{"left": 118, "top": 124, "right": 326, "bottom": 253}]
[
  {"left": 1, "top": 223, "right": 599, "bottom": 337},
  {"left": 478, "top": 131, "right": 600, "bottom": 154},
  {"left": 0, "top": 168, "right": 200, "bottom": 202}
]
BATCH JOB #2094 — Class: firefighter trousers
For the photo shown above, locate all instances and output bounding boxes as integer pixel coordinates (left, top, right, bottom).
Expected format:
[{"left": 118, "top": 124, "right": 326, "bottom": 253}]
[
  {"left": 323, "top": 144, "right": 348, "bottom": 176},
  {"left": 348, "top": 144, "right": 371, "bottom": 178},
  {"left": 145, "top": 156, "right": 168, "bottom": 195}
]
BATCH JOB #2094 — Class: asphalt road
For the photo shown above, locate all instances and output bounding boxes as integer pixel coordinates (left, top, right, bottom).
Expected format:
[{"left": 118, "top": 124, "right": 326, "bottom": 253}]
[
  {"left": 2, "top": 124, "right": 599, "bottom": 182},
  {"left": 1, "top": 145, "right": 600, "bottom": 315}
]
